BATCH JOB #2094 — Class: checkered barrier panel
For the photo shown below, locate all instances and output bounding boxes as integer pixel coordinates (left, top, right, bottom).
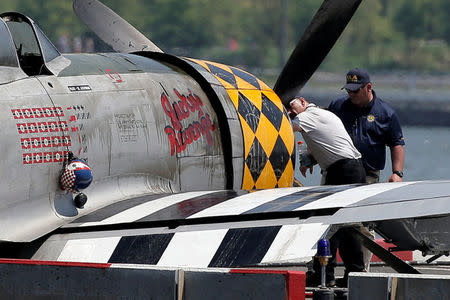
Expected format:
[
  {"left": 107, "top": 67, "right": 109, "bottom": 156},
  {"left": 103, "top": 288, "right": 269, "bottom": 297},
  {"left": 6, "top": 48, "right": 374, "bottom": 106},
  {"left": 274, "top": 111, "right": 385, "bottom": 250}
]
[{"left": 188, "top": 59, "right": 295, "bottom": 189}]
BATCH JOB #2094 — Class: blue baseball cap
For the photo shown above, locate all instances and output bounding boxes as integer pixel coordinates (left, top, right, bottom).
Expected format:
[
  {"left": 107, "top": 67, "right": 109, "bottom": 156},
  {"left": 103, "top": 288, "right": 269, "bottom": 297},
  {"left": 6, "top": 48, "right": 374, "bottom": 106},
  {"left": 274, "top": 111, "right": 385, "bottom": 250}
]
[{"left": 342, "top": 68, "right": 371, "bottom": 91}]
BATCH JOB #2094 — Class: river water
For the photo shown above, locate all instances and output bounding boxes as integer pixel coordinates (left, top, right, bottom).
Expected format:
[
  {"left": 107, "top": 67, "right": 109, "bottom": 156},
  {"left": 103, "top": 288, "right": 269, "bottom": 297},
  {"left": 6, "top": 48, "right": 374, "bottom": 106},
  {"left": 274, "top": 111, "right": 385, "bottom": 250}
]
[{"left": 295, "top": 126, "right": 450, "bottom": 186}]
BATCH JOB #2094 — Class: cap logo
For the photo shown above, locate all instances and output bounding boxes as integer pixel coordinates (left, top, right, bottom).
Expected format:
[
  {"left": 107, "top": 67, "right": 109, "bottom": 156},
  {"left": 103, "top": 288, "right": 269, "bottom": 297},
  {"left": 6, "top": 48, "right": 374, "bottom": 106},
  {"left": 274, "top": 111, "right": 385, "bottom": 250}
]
[{"left": 347, "top": 74, "right": 359, "bottom": 83}]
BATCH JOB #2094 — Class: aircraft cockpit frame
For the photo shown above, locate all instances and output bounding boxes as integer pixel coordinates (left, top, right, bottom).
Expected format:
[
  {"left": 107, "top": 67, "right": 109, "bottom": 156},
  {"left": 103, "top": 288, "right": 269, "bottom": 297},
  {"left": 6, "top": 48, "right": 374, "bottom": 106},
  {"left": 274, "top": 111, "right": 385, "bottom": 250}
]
[
  {"left": 0, "top": 12, "right": 70, "bottom": 82},
  {"left": 0, "top": 16, "right": 27, "bottom": 83}
]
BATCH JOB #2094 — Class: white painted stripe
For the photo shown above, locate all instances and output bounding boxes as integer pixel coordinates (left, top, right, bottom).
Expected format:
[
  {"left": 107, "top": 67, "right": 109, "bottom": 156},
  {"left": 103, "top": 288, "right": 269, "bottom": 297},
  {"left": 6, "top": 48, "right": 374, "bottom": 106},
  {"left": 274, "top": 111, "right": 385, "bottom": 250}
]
[
  {"left": 158, "top": 188, "right": 313, "bottom": 268},
  {"left": 413, "top": 251, "right": 450, "bottom": 263},
  {"left": 329, "top": 196, "right": 450, "bottom": 224},
  {"left": 297, "top": 182, "right": 416, "bottom": 210},
  {"left": 57, "top": 192, "right": 214, "bottom": 264},
  {"left": 57, "top": 237, "right": 121, "bottom": 263},
  {"left": 261, "top": 222, "right": 329, "bottom": 263},
  {"left": 157, "top": 230, "right": 228, "bottom": 268},
  {"left": 80, "top": 191, "right": 215, "bottom": 226},
  {"left": 189, "top": 187, "right": 313, "bottom": 218}
]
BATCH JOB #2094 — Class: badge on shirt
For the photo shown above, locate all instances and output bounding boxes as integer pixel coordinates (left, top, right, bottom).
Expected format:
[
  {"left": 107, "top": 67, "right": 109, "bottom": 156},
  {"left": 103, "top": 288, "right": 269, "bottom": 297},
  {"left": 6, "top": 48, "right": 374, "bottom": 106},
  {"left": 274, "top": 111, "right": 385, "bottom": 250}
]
[{"left": 367, "top": 114, "right": 375, "bottom": 122}]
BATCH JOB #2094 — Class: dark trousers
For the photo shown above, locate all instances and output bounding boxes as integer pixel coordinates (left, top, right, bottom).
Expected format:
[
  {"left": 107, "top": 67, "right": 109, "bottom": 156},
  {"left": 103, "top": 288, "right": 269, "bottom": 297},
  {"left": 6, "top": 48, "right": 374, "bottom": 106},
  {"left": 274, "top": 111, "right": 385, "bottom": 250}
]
[
  {"left": 325, "top": 158, "right": 366, "bottom": 185},
  {"left": 314, "top": 158, "right": 366, "bottom": 281}
]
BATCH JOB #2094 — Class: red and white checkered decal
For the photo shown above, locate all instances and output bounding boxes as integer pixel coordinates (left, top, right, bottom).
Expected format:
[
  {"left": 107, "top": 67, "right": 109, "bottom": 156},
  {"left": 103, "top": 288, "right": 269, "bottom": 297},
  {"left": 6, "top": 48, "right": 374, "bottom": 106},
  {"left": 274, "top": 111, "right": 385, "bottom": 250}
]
[
  {"left": 60, "top": 167, "right": 76, "bottom": 191},
  {"left": 13, "top": 105, "right": 89, "bottom": 165}
]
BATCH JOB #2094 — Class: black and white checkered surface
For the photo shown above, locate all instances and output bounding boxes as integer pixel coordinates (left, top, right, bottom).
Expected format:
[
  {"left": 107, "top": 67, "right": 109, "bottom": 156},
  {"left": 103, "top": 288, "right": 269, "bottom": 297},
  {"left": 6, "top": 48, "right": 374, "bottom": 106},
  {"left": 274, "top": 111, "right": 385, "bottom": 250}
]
[{"left": 33, "top": 181, "right": 450, "bottom": 268}]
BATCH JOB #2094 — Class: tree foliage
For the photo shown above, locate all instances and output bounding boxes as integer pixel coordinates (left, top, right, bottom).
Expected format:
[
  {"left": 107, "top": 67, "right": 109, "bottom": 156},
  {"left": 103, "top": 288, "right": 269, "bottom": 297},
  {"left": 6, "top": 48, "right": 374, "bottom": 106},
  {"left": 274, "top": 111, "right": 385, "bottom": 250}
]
[{"left": 0, "top": 0, "right": 448, "bottom": 73}]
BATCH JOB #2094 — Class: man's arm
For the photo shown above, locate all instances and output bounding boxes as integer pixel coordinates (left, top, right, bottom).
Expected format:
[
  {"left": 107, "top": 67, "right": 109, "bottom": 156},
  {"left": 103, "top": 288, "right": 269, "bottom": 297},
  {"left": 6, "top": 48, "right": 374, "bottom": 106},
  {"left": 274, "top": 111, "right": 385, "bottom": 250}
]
[
  {"left": 388, "top": 145, "right": 404, "bottom": 182},
  {"left": 291, "top": 121, "right": 303, "bottom": 132}
]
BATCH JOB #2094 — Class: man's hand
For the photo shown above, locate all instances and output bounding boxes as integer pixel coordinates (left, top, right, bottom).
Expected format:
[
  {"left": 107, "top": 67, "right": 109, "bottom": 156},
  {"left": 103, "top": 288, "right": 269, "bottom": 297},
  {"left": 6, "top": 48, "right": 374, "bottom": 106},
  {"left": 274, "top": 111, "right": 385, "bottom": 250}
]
[
  {"left": 300, "top": 165, "right": 313, "bottom": 177},
  {"left": 388, "top": 173, "right": 402, "bottom": 182}
]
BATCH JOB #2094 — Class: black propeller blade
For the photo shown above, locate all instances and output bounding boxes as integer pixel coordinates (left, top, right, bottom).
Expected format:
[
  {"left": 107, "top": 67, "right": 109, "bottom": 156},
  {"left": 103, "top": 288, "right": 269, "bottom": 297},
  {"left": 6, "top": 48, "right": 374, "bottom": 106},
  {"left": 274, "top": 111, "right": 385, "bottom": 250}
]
[
  {"left": 274, "top": 0, "right": 362, "bottom": 106},
  {"left": 73, "top": 0, "right": 162, "bottom": 53}
]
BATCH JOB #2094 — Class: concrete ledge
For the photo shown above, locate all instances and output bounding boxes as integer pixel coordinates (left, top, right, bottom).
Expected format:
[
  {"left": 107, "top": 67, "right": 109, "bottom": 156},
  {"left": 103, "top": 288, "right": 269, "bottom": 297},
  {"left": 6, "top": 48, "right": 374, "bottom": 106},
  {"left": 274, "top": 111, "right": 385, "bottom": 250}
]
[
  {"left": 348, "top": 272, "right": 450, "bottom": 300},
  {"left": 230, "top": 269, "right": 305, "bottom": 300},
  {"left": 0, "top": 259, "right": 305, "bottom": 299}
]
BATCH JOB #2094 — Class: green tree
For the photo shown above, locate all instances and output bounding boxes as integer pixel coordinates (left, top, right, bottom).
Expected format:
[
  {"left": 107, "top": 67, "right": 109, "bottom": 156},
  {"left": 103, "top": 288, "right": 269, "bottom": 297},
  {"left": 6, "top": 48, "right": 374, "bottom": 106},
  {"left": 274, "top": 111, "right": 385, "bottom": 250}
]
[
  {"left": 393, "top": 0, "right": 450, "bottom": 43},
  {"left": 0, "top": 0, "right": 448, "bottom": 73},
  {"left": 0, "top": 0, "right": 83, "bottom": 43}
]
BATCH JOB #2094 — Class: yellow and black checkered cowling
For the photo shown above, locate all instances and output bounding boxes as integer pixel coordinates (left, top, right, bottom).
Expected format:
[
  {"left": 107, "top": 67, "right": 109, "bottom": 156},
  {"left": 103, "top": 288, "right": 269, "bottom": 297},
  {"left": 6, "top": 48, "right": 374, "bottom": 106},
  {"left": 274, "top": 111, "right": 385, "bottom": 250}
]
[{"left": 190, "top": 59, "right": 295, "bottom": 190}]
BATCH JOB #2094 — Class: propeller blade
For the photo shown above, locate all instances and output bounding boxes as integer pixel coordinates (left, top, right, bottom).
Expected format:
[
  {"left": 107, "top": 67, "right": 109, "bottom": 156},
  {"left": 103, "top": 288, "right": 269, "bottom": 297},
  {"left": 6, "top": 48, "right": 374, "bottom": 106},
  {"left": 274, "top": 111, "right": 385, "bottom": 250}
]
[
  {"left": 73, "top": 0, "right": 162, "bottom": 53},
  {"left": 274, "top": 0, "right": 362, "bottom": 106}
]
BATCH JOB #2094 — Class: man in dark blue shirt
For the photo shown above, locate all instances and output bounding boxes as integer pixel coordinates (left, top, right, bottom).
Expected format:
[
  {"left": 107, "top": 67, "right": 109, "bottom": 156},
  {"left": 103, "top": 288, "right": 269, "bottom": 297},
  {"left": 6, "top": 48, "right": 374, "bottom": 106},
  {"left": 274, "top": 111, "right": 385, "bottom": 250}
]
[
  {"left": 326, "top": 68, "right": 405, "bottom": 287},
  {"left": 329, "top": 68, "right": 405, "bottom": 183}
]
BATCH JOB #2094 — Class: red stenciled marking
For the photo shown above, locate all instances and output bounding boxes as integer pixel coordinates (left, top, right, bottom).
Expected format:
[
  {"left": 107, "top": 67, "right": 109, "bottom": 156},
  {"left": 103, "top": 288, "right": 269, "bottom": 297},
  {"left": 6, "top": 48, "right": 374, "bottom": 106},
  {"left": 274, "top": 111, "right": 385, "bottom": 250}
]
[
  {"left": 27, "top": 122, "right": 38, "bottom": 134},
  {"left": 33, "top": 152, "right": 43, "bottom": 164},
  {"left": 38, "top": 122, "right": 48, "bottom": 133},
  {"left": 52, "top": 136, "right": 61, "bottom": 147},
  {"left": 33, "top": 108, "right": 44, "bottom": 118},
  {"left": 53, "top": 151, "right": 64, "bottom": 163},
  {"left": 54, "top": 107, "right": 64, "bottom": 117},
  {"left": 164, "top": 115, "right": 214, "bottom": 155},
  {"left": 48, "top": 121, "right": 59, "bottom": 132},
  {"left": 31, "top": 137, "right": 41, "bottom": 149},
  {"left": 15, "top": 105, "right": 86, "bottom": 165},
  {"left": 161, "top": 89, "right": 204, "bottom": 130},
  {"left": 106, "top": 69, "right": 123, "bottom": 83},
  {"left": 77, "top": 134, "right": 83, "bottom": 155},
  {"left": 59, "top": 121, "right": 68, "bottom": 132},
  {"left": 22, "top": 151, "right": 69, "bottom": 165},
  {"left": 63, "top": 136, "right": 72, "bottom": 147},
  {"left": 43, "top": 152, "right": 53, "bottom": 163},
  {"left": 23, "top": 153, "right": 32, "bottom": 165},
  {"left": 11, "top": 109, "right": 23, "bottom": 119},
  {"left": 17, "top": 123, "right": 28, "bottom": 134},
  {"left": 44, "top": 107, "right": 54, "bottom": 118},
  {"left": 41, "top": 137, "right": 51, "bottom": 148},
  {"left": 161, "top": 89, "right": 215, "bottom": 156},
  {"left": 21, "top": 138, "right": 31, "bottom": 149},
  {"left": 12, "top": 107, "right": 66, "bottom": 119},
  {"left": 19, "top": 136, "right": 70, "bottom": 150},
  {"left": 22, "top": 108, "right": 33, "bottom": 119}
]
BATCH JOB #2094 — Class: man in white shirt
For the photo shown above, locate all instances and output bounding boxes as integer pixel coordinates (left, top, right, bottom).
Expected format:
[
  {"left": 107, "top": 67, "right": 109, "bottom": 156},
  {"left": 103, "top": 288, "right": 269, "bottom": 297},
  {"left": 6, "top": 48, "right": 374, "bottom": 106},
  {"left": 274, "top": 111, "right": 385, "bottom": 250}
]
[
  {"left": 290, "top": 97, "right": 365, "bottom": 184},
  {"left": 289, "top": 97, "right": 366, "bottom": 287}
]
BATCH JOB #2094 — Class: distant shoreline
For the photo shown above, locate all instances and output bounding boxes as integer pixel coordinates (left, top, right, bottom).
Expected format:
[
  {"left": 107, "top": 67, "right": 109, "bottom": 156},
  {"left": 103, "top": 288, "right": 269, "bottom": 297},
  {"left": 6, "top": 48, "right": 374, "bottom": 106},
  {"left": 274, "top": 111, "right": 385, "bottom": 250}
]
[
  {"left": 258, "top": 70, "right": 450, "bottom": 126},
  {"left": 301, "top": 88, "right": 450, "bottom": 127},
  {"left": 298, "top": 71, "right": 450, "bottom": 127}
]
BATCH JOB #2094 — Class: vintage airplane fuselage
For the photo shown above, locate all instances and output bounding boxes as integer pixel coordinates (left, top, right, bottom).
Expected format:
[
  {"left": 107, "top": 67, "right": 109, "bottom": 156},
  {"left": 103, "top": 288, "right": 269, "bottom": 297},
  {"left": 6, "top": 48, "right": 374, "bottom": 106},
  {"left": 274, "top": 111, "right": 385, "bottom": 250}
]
[
  {"left": 0, "top": 13, "right": 295, "bottom": 242},
  {"left": 2, "top": 2, "right": 450, "bottom": 270}
]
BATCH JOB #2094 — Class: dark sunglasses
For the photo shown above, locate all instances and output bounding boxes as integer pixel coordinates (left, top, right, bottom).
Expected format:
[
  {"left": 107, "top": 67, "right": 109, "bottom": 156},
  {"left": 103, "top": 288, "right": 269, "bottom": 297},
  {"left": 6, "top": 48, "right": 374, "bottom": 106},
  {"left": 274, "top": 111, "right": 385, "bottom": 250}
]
[{"left": 346, "top": 85, "right": 365, "bottom": 94}]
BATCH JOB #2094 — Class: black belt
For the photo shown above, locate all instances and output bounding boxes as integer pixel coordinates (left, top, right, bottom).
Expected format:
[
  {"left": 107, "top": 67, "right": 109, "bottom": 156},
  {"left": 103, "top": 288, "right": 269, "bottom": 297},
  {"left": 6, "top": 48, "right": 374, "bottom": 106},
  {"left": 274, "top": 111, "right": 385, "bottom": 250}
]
[{"left": 327, "top": 158, "right": 362, "bottom": 171}]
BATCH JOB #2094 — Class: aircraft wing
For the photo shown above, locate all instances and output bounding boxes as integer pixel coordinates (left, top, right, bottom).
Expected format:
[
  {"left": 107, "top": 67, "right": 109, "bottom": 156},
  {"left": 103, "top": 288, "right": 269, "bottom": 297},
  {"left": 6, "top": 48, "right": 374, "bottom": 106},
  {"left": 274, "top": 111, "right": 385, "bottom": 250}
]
[{"left": 24, "top": 180, "right": 450, "bottom": 267}]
